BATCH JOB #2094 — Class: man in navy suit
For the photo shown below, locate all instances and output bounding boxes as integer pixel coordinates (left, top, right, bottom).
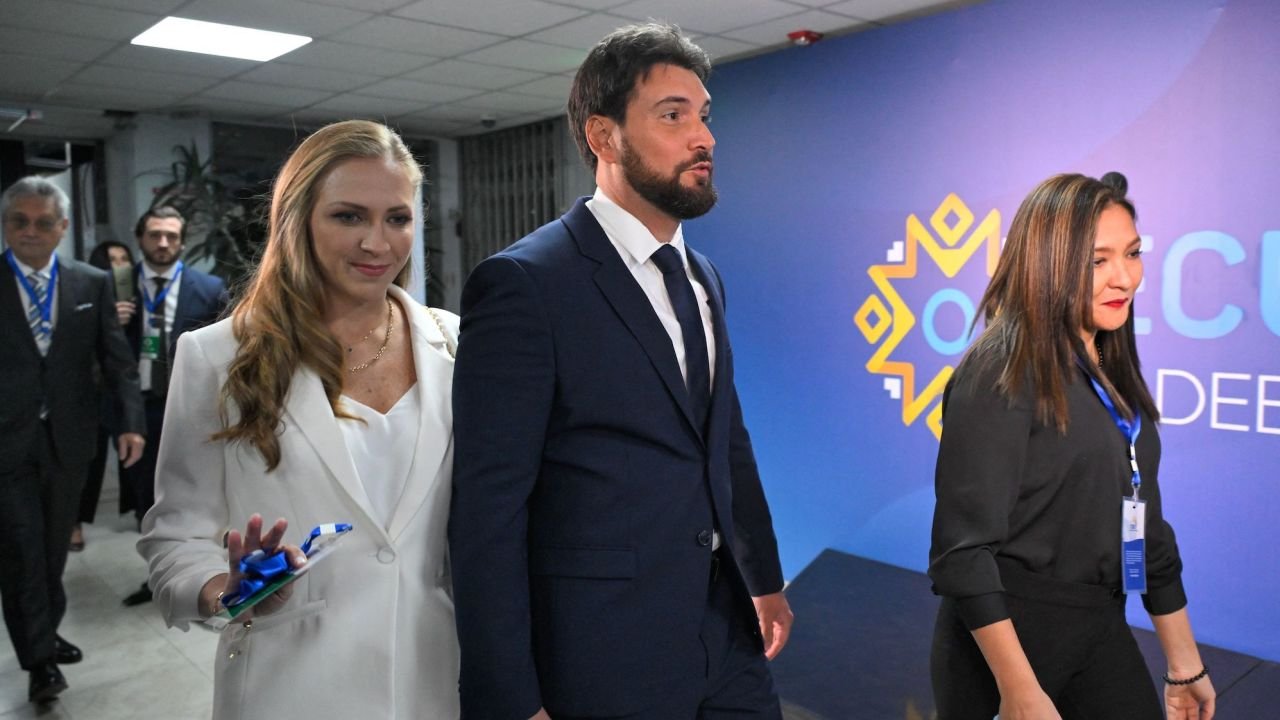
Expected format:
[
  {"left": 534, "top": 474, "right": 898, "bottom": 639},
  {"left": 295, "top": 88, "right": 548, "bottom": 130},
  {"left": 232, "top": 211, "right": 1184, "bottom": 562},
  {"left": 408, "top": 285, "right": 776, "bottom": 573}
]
[
  {"left": 120, "top": 206, "right": 227, "bottom": 606},
  {"left": 0, "top": 176, "right": 146, "bottom": 702},
  {"left": 450, "top": 23, "right": 793, "bottom": 720}
]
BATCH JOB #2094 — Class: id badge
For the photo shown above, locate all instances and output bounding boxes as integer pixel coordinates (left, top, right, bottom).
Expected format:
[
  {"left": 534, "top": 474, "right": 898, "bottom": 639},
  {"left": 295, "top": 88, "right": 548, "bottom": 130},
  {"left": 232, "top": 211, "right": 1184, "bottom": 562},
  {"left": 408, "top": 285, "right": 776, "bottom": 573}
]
[
  {"left": 140, "top": 334, "right": 161, "bottom": 360},
  {"left": 1121, "top": 498, "right": 1147, "bottom": 594}
]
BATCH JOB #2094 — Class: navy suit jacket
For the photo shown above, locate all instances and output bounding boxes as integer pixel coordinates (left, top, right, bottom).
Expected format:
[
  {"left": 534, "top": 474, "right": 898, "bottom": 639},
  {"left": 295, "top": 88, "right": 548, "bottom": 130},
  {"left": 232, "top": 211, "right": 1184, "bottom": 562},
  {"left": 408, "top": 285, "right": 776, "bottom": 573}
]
[
  {"left": 450, "top": 198, "right": 784, "bottom": 719},
  {"left": 125, "top": 264, "right": 228, "bottom": 363},
  {"left": 0, "top": 257, "right": 144, "bottom": 470}
]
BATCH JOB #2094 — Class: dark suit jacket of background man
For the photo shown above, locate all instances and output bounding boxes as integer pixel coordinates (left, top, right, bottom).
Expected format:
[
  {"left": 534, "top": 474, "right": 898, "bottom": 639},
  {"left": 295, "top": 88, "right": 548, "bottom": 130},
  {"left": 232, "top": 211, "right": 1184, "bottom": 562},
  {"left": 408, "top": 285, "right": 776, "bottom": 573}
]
[
  {"left": 450, "top": 198, "right": 785, "bottom": 719},
  {"left": 0, "top": 257, "right": 144, "bottom": 471},
  {"left": 120, "top": 264, "right": 227, "bottom": 517}
]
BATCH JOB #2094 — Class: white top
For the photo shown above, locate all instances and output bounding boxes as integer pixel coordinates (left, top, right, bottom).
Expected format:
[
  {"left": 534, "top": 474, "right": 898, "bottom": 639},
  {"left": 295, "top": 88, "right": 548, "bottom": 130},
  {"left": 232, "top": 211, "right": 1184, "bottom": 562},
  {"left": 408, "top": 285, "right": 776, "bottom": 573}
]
[
  {"left": 586, "top": 187, "right": 717, "bottom": 388},
  {"left": 338, "top": 384, "right": 420, "bottom": 530},
  {"left": 139, "top": 261, "right": 183, "bottom": 391}
]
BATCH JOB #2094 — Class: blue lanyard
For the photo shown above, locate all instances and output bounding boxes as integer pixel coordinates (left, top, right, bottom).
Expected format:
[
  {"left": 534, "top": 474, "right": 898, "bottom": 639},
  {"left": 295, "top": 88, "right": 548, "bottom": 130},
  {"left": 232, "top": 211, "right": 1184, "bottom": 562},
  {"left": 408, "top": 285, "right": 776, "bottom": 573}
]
[
  {"left": 1084, "top": 372, "right": 1142, "bottom": 499},
  {"left": 138, "top": 260, "right": 183, "bottom": 314},
  {"left": 5, "top": 249, "right": 58, "bottom": 328},
  {"left": 222, "top": 523, "right": 354, "bottom": 608}
]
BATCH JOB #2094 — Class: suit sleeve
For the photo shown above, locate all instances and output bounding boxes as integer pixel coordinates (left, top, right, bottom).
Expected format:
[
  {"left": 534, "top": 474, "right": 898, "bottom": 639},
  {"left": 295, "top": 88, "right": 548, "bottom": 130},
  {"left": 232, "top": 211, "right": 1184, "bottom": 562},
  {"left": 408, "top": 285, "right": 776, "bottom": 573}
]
[
  {"left": 450, "top": 255, "right": 555, "bottom": 720},
  {"left": 927, "top": 362, "right": 1032, "bottom": 630},
  {"left": 95, "top": 269, "right": 145, "bottom": 435},
  {"left": 136, "top": 330, "right": 230, "bottom": 630},
  {"left": 728, "top": 387, "right": 785, "bottom": 596}
]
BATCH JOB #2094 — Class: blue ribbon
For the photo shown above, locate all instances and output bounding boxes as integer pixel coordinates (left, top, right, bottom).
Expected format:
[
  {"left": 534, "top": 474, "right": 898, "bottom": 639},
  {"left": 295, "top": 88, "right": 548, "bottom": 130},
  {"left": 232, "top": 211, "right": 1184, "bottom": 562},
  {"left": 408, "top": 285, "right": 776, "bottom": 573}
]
[
  {"left": 5, "top": 249, "right": 58, "bottom": 335},
  {"left": 1083, "top": 371, "right": 1142, "bottom": 497},
  {"left": 222, "top": 523, "right": 353, "bottom": 608},
  {"left": 137, "top": 260, "right": 183, "bottom": 315}
]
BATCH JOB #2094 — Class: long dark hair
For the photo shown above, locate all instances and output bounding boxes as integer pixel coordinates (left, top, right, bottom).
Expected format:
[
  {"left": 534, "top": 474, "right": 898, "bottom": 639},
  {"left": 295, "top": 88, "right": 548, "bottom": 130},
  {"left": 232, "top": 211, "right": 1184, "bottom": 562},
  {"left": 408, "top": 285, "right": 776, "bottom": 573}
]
[
  {"left": 964, "top": 172, "right": 1158, "bottom": 432},
  {"left": 87, "top": 240, "right": 133, "bottom": 271}
]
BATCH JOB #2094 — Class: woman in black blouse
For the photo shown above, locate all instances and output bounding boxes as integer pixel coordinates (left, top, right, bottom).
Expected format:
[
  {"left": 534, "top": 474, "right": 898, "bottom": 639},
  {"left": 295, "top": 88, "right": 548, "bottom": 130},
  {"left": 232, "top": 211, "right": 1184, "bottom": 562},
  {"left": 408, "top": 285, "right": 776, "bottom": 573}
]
[{"left": 928, "top": 173, "right": 1215, "bottom": 720}]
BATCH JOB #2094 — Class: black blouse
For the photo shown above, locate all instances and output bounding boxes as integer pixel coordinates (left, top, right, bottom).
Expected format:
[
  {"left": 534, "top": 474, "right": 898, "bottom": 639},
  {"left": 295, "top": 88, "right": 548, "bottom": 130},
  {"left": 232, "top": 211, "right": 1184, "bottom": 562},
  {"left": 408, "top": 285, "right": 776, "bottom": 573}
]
[{"left": 928, "top": 356, "right": 1187, "bottom": 630}]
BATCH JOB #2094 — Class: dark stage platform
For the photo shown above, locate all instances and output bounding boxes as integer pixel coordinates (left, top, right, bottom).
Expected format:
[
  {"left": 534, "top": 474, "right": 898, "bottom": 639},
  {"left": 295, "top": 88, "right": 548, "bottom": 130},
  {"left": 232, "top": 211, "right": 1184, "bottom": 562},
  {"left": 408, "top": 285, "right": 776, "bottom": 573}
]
[{"left": 773, "top": 550, "right": 1275, "bottom": 719}]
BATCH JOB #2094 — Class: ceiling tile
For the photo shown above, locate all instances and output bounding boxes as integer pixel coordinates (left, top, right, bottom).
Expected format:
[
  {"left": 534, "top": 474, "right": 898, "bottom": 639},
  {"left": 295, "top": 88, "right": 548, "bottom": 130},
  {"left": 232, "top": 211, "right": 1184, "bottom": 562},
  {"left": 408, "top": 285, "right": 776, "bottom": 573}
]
[
  {"left": 410, "top": 104, "right": 497, "bottom": 122},
  {"left": 292, "top": 0, "right": 416, "bottom": 11},
  {"left": 75, "top": 0, "right": 188, "bottom": 13},
  {"left": 5, "top": 0, "right": 159, "bottom": 41},
  {"left": 201, "top": 80, "right": 336, "bottom": 107},
  {"left": 505, "top": 74, "right": 573, "bottom": 100},
  {"left": 404, "top": 60, "right": 545, "bottom": 90},
  {"left": 179, "top": 97, "right": 303, "bottom": 118},
  {"left": 360, "top": 78, "right": 486, "bottom": 103},
  {"left": 177, "top": 0, "right": 372, "bottom": 37},
  {"left": 236, "top": 63, "right": 382, "bottom": 93},
  {"left": 71, "top": 64, "right": 221, "bottom": 95},
  {"left": 459, "top": 39, "right": 587, "bottom": 73},
  {"left": 0, "top": 28, "right": 118, "bottom": 63},
  {"left": 309, "top": 93, "right": 432, "bottom": 117},
  {"left": 93, "top": 45, "right": 260, "bottom": 78},
  {"left": 391, "top": 115, "right": 468, "bottom": 137},
  {"left": 281, "top": 41, "right": 437, "bottom": 75},
  {"left": 454, "top": 91, "right": 564, "bottom": 114},
  {"left": 542, "top": 0, "right": 631, "bottom": 10},
  {"left": 0, "top": 53, "right": 84, "bottom": 97},
  {"left": 722, "top": 10, "right": 865, "bottom": 44},
  {"left": 694, "top": 35, "right": 762, "bottom": 62},
  {"left": 393, "top": 0, "right": 587, "bottom": 36},
  {"left": 44, "top": 83, "right": 182, "bottom": 112},
  {"left": 526, "top": 13, "right": 637, "bottom": 49},
  {"left": 334, "top": 16, "right": 506, "bottom": 57},
  {"left": 825, "top": 0, "right": 951, "bottom": 22},
  {"left": 610, "top": 0, "right": 799, "bottom": 34}
]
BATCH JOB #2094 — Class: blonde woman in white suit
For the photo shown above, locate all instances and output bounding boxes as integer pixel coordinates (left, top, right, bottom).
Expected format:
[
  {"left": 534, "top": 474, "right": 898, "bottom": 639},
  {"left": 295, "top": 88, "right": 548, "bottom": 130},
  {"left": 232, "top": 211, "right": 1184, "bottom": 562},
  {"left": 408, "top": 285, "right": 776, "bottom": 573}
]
[{"left": 138, "top": 120, "right": 460, "bottom": 719}]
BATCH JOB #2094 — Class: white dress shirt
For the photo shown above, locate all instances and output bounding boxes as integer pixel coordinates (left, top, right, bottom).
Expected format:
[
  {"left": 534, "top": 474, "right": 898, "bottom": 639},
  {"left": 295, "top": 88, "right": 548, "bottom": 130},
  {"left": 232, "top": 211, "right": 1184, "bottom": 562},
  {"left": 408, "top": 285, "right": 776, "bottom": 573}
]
[
  {"left": 10, "top": 254, "right": 59, "bottom": 335},
  {"left": 586, "top": 187, "right": 717, "bottom": 390},
  {"left": 138, "top": 261, "right": 182, "bottom": 392}
]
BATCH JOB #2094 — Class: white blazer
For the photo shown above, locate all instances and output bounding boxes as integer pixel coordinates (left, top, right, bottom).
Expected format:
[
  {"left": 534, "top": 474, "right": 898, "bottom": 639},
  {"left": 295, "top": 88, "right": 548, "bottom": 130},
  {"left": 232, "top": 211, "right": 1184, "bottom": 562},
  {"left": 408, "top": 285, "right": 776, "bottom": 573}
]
[{"left": 139, "top": 286, "right": 460, "bottom": 720}]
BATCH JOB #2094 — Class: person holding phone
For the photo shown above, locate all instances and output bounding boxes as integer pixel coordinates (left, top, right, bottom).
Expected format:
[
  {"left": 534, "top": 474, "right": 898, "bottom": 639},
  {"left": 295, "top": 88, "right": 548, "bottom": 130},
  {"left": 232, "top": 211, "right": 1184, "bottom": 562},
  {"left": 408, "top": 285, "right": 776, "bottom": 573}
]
[
  {"left": 138, "top": 120, "right": 460, "bottom": 719},
  {"left": 928, "top": 172, "right": 1215, "bottom": 720}
]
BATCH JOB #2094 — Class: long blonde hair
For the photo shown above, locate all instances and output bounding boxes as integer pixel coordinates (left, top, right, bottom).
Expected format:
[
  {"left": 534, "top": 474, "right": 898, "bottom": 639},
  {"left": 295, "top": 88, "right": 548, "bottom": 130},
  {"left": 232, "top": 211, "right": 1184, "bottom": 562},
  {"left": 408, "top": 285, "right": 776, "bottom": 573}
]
[{"left": 213, "top": 120, "right": 422, "bottom": 470}]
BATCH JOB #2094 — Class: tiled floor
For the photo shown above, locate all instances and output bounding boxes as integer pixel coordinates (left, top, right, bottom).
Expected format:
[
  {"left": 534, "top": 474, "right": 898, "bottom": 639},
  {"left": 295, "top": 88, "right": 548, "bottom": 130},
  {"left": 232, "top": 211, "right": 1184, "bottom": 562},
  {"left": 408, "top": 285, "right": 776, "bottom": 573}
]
[{"left": 0, "top": 459, "right": 217, "bottom": 719}]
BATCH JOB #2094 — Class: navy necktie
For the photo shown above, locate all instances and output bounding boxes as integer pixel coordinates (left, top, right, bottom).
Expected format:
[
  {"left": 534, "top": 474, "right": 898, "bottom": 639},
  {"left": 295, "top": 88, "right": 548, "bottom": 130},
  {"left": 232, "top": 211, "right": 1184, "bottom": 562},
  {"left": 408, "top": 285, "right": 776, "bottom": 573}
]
[
  {"left": 652, "top": 245, "right": 710, "bottom": 433},
  {"left": 151, "top": 276, "right": 169, "bottom": 398}
]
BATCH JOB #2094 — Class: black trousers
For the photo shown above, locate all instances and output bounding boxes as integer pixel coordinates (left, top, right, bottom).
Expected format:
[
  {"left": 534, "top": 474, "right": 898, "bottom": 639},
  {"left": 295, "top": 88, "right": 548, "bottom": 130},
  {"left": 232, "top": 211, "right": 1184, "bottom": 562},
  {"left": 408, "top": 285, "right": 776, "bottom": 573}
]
[
  {"left": 557, "top": 554, "right": 783, "bottom": 720},
  {"left": 931, "top": 562, "right": 1162, "bottom": 720},
  {"left": 0, "top": 421, "right": 84, "bottom": 670},
  {"left": 120, "top": 393, "right": 165, "bottom": 522},
  {"left": 78, "top": 423, "right": 111, "bottom": 524}
]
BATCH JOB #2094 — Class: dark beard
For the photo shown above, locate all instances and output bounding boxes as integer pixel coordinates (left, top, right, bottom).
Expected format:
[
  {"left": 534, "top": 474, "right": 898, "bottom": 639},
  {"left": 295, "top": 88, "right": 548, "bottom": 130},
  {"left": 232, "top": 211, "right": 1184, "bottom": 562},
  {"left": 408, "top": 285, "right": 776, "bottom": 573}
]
[{"left": 620, "top": 140, "right": 717, "bottom": 220}]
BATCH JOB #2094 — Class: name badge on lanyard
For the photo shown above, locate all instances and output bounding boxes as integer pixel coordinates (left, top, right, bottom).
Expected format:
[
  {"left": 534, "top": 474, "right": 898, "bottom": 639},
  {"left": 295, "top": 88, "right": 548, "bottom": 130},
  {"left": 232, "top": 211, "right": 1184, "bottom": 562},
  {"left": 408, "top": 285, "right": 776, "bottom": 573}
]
[
  {"left": 1085, "top": 372, "right": 1146, "bottom": 594},
  {"left": 138, "top": 261, "right": 182, "bottom": 360}
]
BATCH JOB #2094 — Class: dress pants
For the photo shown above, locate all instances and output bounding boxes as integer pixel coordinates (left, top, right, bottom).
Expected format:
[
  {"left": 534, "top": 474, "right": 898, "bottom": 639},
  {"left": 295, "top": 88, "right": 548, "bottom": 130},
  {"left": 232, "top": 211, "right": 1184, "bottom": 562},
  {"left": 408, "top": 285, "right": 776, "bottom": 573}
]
[
  {"left": 557, "top": 553, "right": 783, "bottom": 720},
  {"left": 0, "top": 421, "right": 83, "bottom": 670},
  {"left": 931, "top": 561, "right": 1162, "bottom": 720},
  {"left": 120, "top": 393, "right": 165, "bottom": 522}
]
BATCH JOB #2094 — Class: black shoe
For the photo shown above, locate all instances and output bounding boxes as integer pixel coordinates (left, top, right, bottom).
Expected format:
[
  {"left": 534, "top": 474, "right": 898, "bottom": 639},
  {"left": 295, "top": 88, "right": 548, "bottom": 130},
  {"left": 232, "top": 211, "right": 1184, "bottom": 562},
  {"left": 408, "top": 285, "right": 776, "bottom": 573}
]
[
  {"left": 122, "top": 581, "right": 153, "bottom": 607},
  {"left": 28, "top": 663, "right": 67, "bottom": 703},
  {"left": 54, "top": 635, "right": 82, "bottom": 664}
]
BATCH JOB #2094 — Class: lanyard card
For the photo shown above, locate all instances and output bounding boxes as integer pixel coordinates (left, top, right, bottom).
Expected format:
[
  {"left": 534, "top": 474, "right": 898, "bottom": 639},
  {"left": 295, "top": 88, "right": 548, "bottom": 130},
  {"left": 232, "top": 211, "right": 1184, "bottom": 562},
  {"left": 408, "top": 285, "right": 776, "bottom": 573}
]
[
  {"left": 140, "top": 334, "right": 162, "bottom": 360},
  {"left": 205, "top": 528, "right": 351, "bottom": 629},
  {"left": 1121, "top": 498, "right": 1147, "bottom": 594}
]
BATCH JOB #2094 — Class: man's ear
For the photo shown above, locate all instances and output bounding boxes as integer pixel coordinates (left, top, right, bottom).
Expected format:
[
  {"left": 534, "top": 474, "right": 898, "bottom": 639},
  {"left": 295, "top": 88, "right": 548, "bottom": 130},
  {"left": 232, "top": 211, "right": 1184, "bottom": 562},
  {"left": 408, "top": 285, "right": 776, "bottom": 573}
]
[{"left": 585, "top": 115, "right": 619, "bottom": 165}]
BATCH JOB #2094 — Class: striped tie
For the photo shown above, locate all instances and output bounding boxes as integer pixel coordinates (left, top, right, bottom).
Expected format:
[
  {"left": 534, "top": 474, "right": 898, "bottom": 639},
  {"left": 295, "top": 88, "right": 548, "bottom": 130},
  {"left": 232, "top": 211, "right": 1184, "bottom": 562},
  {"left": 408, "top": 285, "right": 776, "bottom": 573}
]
[{"left": 27, "top": 271, "right": 51, "bottom": 355}]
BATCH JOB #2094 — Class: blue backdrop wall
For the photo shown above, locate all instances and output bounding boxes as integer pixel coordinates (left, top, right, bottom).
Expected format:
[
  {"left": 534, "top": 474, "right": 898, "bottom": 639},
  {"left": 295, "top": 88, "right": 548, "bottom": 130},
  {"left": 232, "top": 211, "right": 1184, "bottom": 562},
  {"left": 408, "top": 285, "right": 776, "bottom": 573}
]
[{"left": 690, "top": 0, "right": 1280, "bottom": 661}]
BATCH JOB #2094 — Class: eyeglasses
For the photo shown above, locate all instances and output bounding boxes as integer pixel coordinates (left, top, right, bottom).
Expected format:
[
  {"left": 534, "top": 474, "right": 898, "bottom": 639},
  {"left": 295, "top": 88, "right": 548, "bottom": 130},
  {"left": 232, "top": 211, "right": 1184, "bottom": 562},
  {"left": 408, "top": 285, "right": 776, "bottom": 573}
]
[{"left": 4, "top": 215, "right": 62, "bottom": 232}]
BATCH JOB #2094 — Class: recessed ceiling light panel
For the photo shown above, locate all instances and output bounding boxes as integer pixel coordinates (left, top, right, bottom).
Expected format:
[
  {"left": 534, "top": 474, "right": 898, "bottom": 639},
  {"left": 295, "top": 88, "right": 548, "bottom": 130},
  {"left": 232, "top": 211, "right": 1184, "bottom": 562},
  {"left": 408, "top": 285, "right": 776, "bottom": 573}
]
[{"left": 131, "top": 17, "right": 311, "bottom": 62}]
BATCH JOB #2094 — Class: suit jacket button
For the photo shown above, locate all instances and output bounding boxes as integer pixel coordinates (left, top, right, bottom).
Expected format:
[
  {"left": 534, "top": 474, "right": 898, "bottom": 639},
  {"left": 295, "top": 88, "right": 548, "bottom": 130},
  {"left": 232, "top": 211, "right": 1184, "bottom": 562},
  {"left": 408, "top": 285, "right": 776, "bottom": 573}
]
[
  {"left": 696, "top": 530, "right": 713, "bottom": 547},
  {"left": 377, "top": 547, "right": 396, "bottom": 564}
]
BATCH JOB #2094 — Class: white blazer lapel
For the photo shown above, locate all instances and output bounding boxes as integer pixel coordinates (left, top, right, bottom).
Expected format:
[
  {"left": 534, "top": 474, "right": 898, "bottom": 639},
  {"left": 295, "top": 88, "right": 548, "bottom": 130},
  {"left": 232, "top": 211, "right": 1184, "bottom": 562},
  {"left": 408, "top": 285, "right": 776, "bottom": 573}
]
[
  {"left": 284, "top": 365, "right": 381, "bottom": 530},
  {"left": 386, "top": 290, "right": 453, "bottom": 541}
]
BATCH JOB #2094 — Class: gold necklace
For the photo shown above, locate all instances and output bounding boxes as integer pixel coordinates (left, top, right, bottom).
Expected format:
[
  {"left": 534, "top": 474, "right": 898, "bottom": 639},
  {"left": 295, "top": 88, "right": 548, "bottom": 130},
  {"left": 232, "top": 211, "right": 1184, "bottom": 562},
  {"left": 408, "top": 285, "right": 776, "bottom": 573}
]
[{"left": 348, "top": 298, "right": 393, "bottom": 373}]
